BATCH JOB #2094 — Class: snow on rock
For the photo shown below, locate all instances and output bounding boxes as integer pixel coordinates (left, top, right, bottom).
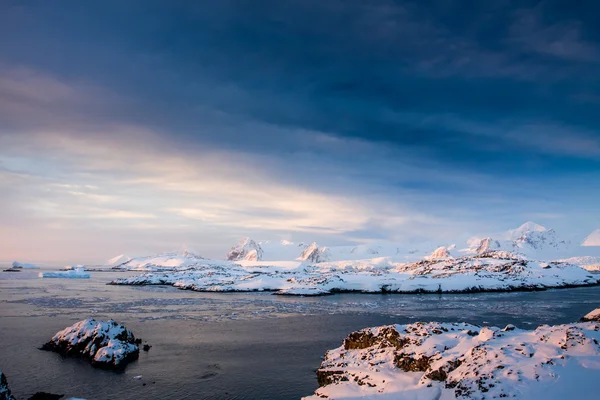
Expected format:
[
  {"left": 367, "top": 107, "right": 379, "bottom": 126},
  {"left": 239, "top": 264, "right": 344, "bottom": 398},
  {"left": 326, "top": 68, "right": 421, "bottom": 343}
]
[
  {"left": 426, "top": 246, "right": 452, "bottom": 260},
  {"left": 303, "top": 319, "right": 600, "bottom": 400},
  {"left": 582, "top": 229, "right": 600, "bottom": 247},
  {"left": 11, "top": 261, "right": 40, "bottom": 269},
  {"left": 111, "top": 251, "right": 599, "bottom": 295},
  {"left": 107, "top": 254, "right": 133, "bottom": 267},
  {"left": 298, "top": 242, "right": 331, "bottom": 263},
  {"left": 581, "top": 308, "right": 600, "bottom": 322},
  {"left": 227, "top": 237, "right": 264, "bottom": 261},
  {"left": 39, "top": 267, "right": 90, "bottom": 279},
  {"left": 0, "top": 371, "right": 15, "bottom": 400},
  {"left": 41, "top": 318, "right": 139, "bottom": 369}
]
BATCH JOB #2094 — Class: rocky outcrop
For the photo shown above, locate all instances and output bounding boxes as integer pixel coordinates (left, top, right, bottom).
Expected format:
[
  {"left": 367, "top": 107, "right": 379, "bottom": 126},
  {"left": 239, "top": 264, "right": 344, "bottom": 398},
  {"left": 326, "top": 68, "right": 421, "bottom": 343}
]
[
  {"left": 581, "top": 307, "right": 600, "bottom": 322},
  {"left": 305, "top": 319, "right": 600, "bottom": 399},
  {"left": 226, "top": 238, "right": 264, "bottom": 261},
  {"left": 0, "top": 372, "right": 15, "bottom": 400},
  {"left": 41, "top": 319, "right": 139, "bottom": 370}
]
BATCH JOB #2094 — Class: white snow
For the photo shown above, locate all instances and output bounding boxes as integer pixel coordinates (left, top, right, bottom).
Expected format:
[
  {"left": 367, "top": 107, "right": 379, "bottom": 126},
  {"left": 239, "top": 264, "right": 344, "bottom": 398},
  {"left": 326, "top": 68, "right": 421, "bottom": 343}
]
[
  {"left": 111, "top": 251, "right": 599, "bottom": 295},
  {"left": 303, "top": 318, "right": 600, "bottom": 400},
  {"left": 11, "top": 261, "right": 40, "bottom": 269},
  {"left": 582, "top": 229, "right": 600, "bottom": 247},
  {"left": 107, "top": 254, "right": 133, "bottom": 267},
  {"left": 42, "top": 318, "right": 139, "bottom": 368},
  {"left": 39, "top": 267, "right": 90, "bottom": 279}
]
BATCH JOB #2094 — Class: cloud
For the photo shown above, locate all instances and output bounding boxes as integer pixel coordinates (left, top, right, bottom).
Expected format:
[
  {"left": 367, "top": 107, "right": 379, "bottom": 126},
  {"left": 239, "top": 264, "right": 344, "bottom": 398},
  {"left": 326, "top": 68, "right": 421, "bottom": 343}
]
[
  {"left": 509, "top": 6, "right": 600, "bottom": 63},
  {"left": 1, "top": 2, "right": 599, "bottom": 262}
]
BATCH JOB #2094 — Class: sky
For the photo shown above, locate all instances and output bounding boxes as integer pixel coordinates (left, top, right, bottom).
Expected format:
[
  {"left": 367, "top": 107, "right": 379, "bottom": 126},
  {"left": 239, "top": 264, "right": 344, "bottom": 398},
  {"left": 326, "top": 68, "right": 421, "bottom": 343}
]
[{"left": 1, "top": 0, "right": 599, "bottom": 263}]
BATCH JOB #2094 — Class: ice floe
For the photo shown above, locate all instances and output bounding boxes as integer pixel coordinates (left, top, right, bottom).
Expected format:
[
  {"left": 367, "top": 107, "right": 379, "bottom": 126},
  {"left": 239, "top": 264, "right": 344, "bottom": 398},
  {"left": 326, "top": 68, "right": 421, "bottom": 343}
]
[{"left": 39, "top": 267, "right": 90, "bottom": 279}]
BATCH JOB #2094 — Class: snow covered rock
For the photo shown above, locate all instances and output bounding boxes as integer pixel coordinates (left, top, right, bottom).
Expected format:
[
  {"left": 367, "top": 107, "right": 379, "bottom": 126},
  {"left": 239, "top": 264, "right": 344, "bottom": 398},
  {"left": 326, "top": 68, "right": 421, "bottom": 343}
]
[
  {"left": 39, "top": 267, "right": 90, "bottom": 279},
  {"left": 41, "top": 318, "right": 139, "bottom": 369},
  {"left": 11, "top": 261, "right": 40, "bottom": 269},
  {"left": 582, "top": 229, "right": 600, "bottom": 247},
  {"left": 304, "top": 320, "right": 600, "bottom": 400},
  {"left": 0, "top": 372, "right": 15, "bottom": 400},
  {"left": 226, "top": 238, "right": 264, "bottom": 261},
  {"left": 298, "top": 242, "right": 331, "bottom": 263},
  {"left": 581, "top": 308, "right": 600, "bottom": 322}
]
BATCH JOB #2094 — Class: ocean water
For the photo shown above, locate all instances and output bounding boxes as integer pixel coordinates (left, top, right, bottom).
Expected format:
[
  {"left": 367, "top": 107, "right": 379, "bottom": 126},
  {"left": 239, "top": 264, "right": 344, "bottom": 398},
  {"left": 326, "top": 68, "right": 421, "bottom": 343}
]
[{"left": 1, "top": 266, "right": 598, "bottom": 399}]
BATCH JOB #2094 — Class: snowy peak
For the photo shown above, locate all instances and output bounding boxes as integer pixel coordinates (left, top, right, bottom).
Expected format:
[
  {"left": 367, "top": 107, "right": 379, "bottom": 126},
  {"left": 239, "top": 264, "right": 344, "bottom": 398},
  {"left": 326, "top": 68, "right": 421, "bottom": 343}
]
[
  {"left": 226, "top": 237, "right": 264, "bottom": 261},
  {"left": 298, "top": 242, "right": 331, "bottom": 263},
  {"left": 582, "top": 229, "right": 600, "bottom": 246},
  {"left": 426, "top": 246, "right": 452, "bottom": 260},
  {"left": 509, "top": 227, "right": 570, "bottom": 253},
  {"left": 475, "top": 238, "right": 501, "bottom": 254},
  {"left": 505, "top": 221, "right": 546, "bottom": 240}
]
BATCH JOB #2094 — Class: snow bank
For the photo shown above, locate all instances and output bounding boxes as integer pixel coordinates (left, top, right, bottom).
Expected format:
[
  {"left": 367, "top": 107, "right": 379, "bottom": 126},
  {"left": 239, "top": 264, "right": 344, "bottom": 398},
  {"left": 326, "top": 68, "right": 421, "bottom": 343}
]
[
  {"left": 304, "top": 319, "right": 600, "bottom": 400},
  {"left": 0, "top": 371, "right": 15, "bottom": 400},
  {"left": 39, "top": 267, "right": 90, "bottom": 279},
  {"left": 111, "top": 251, "right": 600, "bottom": 295},
  {"left": 41, "top": 318, "right": 139, "bottom": 369},
  {"left": 11, "top": 261, "right": 40, "bottom": 269}
]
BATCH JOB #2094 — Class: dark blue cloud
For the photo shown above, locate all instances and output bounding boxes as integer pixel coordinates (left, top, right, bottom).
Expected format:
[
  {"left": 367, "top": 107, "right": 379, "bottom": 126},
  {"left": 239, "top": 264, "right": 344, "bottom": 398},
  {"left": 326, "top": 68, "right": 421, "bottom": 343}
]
[{"left": 1, "top": 0, "right": 599, "bottom": 228}]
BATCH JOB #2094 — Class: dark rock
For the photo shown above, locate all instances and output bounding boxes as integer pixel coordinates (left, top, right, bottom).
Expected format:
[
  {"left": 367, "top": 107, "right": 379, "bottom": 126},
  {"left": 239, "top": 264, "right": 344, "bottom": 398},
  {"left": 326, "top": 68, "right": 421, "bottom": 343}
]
[{"left": 143, "top": 344, "right": 152, "bottom": 351}]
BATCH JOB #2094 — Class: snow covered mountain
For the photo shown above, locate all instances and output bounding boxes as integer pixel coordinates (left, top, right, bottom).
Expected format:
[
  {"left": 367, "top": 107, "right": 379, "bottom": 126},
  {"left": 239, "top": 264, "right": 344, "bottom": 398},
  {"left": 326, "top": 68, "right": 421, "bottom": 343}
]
[
  {"left": 461, "top": 222, "right": 572, "bottom": 259},
  {"left": 226, "top": 237, "right": 264, "bottom": 261},
  {"left": 582, "top": 229, "right": 600, "bottom": 246},
  {"left": 298, "top": 242, "right": 331, "bottom": 263}
]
